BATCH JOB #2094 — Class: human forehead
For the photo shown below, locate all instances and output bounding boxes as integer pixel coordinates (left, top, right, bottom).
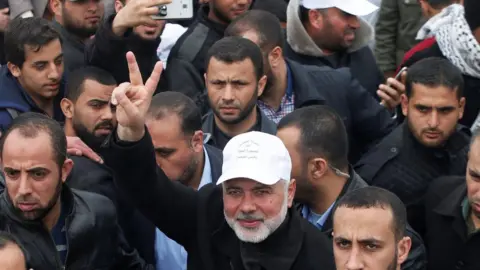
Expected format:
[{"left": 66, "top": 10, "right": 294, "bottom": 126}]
[
  {"left": 2, "top": 130, "right": 56, "bottom": 166},
  {"left": 76, "top": 79, "right": 116, "bottom": 103},
  {"left": 146, "top": 114, "right": 186, "bottom": 143},
  {"left": 409, "top": 83, "right": 459, "bottom": 103},
  {"left": 23, "top": 39, "right": 62, "bottom": 63},
  {"left": 333, "top": 206, "right": 396, "bottom": 242},
  {"left": 206, "top": 58, "right": 257, "bottom": 79},
  {"left": 223, "top": 178, "right": 281, "bottom": 190}
]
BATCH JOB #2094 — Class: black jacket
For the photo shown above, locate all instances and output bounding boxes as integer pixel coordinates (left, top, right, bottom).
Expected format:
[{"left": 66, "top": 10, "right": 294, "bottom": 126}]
[
  {"left": 202, "top": 108, "right": 277, "bottom": 150},
  {"left": 86, "top": 14, "right": 165, "bottom": 93},
  {"left": 402, "top": 42, "right": 480, "bottom": 128},
  {"left": 52, "top": 21, "right": 87, "bottom": 73},
  {"left": 163, "top": 5, "right": 227, "bottom": 100},
  {"left": 0, "top": 186, "right": 152, "bottom": 270},
  {"left": 285, "top": 45, "right": 383, "bottom": 100},
  {"left": 355, "top": 123, "right": 470, "bottom": 235},
  {"left": 425, "top": 176, "right": 480, "bottom": 270},
  {"left": 297, "top": 168, "right": 426, "bottom": 270},
  {"left": 67, "top": 156, "right": 156, "bottom": 265},
  {"left": 286, "top": 59, "right": 395, "bottom": 163},
  {"left": 101, "top": 129, "right": 336, "bottom": 270}
]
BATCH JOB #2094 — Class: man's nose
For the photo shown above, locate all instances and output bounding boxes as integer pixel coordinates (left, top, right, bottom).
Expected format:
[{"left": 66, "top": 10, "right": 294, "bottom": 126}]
[
  {"left": 17, "top": 176, "right": 32, "bottom": 196},
  {"left": 345, "top": 248, "right": 364, "bottom": 270},
  {"left": 428, "top": 111, "right": 439, "bottom": 128}
]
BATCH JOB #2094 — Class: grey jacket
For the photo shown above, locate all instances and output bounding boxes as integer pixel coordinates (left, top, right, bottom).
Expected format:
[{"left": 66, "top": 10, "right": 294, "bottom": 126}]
[
  {"left": 8, "top": 0, "right": 48, "bottom": 18},
  {"left": 374, "top": 0, "right": 425, "bottom": 73}
]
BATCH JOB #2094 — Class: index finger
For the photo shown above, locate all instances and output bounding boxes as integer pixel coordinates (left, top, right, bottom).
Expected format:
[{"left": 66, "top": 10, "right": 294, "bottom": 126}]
[{"left": 126, "top": 51, "right": 144, "bottom": 86}]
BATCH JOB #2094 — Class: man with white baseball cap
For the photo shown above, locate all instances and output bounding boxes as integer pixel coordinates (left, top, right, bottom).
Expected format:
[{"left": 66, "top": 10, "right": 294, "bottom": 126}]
[
  {"left": 105, "top": 122, "right": 336, "bottom": 269},
  {"left": 285, "top": 0, "right": 385, "bottom": 100}
]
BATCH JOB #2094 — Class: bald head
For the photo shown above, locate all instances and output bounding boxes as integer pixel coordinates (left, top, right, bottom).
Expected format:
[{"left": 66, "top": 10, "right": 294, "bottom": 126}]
[{"left": 0, "top": 234, "right": 27, "bottom": 270}]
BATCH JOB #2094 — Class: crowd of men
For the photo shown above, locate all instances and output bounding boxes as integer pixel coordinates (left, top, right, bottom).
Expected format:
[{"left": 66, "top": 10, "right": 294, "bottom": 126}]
[{"left": 0, "top": 0, "right": 479, "bottom": 269}]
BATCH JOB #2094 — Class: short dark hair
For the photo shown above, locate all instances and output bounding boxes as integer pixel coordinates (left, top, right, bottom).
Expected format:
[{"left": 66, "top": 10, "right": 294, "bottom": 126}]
[
  {"left": 4, "top": 17, "right": 61, "bottom": 68},
  {"left": 278, "top": 105, "right": 349, "bottom": 169},
  {"left": 425, "top": 0, "right": 459, "bottom": 9},
  {"left": 334, "top": 186, "right": 407, "bottom": 241},
  {"left": 251, "top": 0, "right": 287, "bottom": 23},
  {"left": 0, "top": 112, "right": 67, "bottom": 167},
  {"left": 205, "top": 36, "right": 264, "bottom": 80},
  {"left": 405, "top": 57, "right": 464, "bottom": 99},
  {"left": 225, "top": 10, "right": 285, "bottom": 51},
  {"left": 147, "top": 92, "right": 202, "bottom": 136},
  {"left": 0, "top": 231, "right": 28, "bottom": 267},
  {"left": 65, "top": 66, "right": 117, "bottom": 102}
]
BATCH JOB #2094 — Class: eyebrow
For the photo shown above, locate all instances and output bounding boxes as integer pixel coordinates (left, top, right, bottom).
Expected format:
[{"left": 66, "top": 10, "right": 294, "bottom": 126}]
[
  {"left": 154, "top": 147, "right": 176, "bottom": 152},
  {"left": 3, "top": 167, "right": 50, "bottom": 173},
  {"left": 469, "top": 168, "right": 480, "bottom": 177}
]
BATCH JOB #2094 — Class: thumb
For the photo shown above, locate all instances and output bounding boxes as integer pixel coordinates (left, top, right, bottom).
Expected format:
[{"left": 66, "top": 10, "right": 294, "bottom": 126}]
[
  {"left": 400, "top": 70, "right": 407, "bottom": 84},
  {"left": 1, "top": 8, "right": 9, "bottom": 14}
]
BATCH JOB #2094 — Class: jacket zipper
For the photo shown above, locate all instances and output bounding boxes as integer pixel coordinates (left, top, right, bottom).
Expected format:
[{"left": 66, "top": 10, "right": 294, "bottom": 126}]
[
  {"left": 64, "top": 216, "right": 71, "bottom": 269},
  {"left": 42, "top": 224, "right": 64, "bottom": 269}
]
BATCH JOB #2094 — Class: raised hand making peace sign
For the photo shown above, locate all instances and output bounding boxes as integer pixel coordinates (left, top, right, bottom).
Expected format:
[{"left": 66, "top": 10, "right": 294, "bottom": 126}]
[{"left": 112, "top": 51, "right": 163, "bottom": 141}]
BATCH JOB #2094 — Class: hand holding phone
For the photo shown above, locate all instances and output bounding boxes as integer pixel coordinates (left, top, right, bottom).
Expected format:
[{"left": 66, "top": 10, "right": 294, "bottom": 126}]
[
  {"left": 378, "top": 67, "right": 408, "bottom": 111},
  {"left": 112, "top": 0, "right": 172, "bottom": 36},
  {"left": 152, "top": 0, "right": 194, "bottom": 20}
]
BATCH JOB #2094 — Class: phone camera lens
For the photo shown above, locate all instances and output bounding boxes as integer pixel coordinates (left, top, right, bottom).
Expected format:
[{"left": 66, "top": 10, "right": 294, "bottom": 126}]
[{"left": 158, "top": 5, "right": 168, "bottom": 16}]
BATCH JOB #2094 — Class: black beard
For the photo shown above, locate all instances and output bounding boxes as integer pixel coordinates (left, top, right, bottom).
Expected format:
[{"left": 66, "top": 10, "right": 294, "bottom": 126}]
[
  {"left": 72, "top": 120, "right": 112, "bottom": 152},
  {"left": 209, "top": 87, "right": 258, "bottom": 125},
  {"left": 210, "top": 3, "right": 232, "bottom": 24},
  {"left": 9, "top": 178, "right": 62, "bottom": 222},
  {"left": 62, "top": 6, "right": 100, "bottom": 39}
]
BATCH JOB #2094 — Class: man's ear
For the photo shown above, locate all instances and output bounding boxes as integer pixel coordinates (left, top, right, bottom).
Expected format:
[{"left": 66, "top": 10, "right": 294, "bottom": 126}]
[
  {"left": 257, "top": 75, "right": 267, "bottom": 97},
  {"left": 401, "top": 94, "right": 409, "bottom": 117},
  {"left": 191, "top": 130, "right": 204, "bottom": 153},
  {"left": 287, "top": 179, "right": 296, "bottom": 207},
  {"left": 60, "top": 98, "right": 74, "bottom": 119},
  {"left": 309, "top": 158, "right": 328, "bottom": 182},
  {"left": 397, "top": 237, "right": 412, "bottom": 265},
  {"left": 114, "top": 0, "right": 125, "bottom": 13},
  {"left": 7, "top": 62, "right": 21, "bottom": 78},
  {"left": 50, "top": 0, "right": 63, "bottom": 17},
  {"left": 61, "top": 159, "right": 74, "bottom": 183},
  {"left": 269, "top": 46, "right": 283, "bottom": 69},
  {"left": 458, "top": 97, "right": 466, "bottom": 120}
]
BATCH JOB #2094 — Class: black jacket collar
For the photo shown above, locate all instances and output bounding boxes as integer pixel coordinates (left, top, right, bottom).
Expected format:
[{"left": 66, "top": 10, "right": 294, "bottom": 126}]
[
  {"left": 433, "top": 183, "right": 468, "bottom": 240},
  {"left": 321, "top": 167, "right": 368, "bottom": 233},
  {"left": 295, "top": 166, "right": 367, "bottom": 234},
  {"left": 202, "top": 107, "right": 277, "bottom": 145},
  {"left": 285, "top": 59, "right": 326, "bottom": 109}
]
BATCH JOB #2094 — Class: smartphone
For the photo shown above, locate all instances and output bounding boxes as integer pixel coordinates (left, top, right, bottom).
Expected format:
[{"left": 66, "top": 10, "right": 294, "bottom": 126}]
[
  {"left": 151, "top": 0, "right": 194, "bottom": 20},
  {"left": 395, "top": 66, "right": 408, "bottom": 80}
]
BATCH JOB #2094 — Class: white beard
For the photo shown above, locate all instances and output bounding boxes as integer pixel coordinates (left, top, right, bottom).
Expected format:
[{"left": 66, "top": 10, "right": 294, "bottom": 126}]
[{"left": 224, "top": 196, "right": 289, "bottom": 243}]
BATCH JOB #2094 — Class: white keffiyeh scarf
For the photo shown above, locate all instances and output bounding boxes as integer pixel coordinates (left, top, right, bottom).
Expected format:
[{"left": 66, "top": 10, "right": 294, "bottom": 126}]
[{"left": 417, "top": 4, "right": 480, "bottom": 78}]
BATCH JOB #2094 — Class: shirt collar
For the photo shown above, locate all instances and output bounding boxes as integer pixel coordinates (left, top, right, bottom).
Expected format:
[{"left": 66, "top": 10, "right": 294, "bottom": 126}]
[
  {"left": 198, "top": 148, "right": 212, "bottom": 189},
  {"left": 301, "top": 202, "right": 336, "bottom": 229}
]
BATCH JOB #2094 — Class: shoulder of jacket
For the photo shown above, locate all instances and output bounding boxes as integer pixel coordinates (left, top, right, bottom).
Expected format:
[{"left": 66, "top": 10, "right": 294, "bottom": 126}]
[
  {"left": 174, "top": 22, "right": 211, "bottom": 62},
  {"left": 71, "top": 189, "right": 116, "bottom": 217}
]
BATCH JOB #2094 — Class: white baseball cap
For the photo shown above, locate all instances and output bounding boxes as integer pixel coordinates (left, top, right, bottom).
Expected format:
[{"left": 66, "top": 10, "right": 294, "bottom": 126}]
[
  {"left": 216, "top": 131, "right": 292, "bottom": 186},
  {"left": 300, "top": 0, "right": 379, "bottom": 17}
]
